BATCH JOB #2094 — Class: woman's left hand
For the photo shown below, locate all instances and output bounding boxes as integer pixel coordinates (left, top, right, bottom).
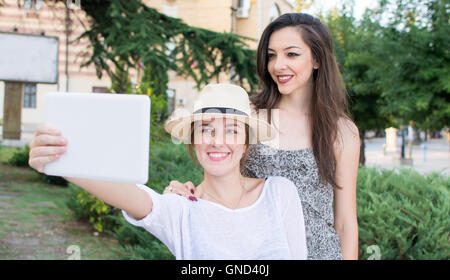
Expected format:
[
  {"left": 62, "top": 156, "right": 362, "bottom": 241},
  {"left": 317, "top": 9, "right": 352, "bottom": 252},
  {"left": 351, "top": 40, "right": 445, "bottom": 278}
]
[{"left": 163, "top": 180, "right": 198, "bottom": 201}]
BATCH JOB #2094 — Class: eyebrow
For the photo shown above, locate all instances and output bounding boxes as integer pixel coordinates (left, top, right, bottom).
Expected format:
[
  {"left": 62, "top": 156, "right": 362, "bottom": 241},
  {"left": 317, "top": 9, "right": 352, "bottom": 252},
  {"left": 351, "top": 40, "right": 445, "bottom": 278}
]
[
  {"left": 195, "top": 123, "right": 242, "bottom": 128},
  {"left": 267, "top": 46, "right": 302, "bottom": 51}
]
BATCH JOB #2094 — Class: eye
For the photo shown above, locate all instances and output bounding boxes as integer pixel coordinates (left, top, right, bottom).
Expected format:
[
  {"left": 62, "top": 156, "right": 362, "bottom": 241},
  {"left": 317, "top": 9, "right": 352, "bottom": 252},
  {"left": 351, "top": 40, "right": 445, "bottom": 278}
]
[
  {"left": 226, "top": 129, "right": 238, "bottom": 134},
  {"left": 202, "top": 127, "right": 214, "bottom": 134},
  {"left": 287, "top": 52, "right": 300, "bottom": 57},
  {"left": 267, "top": 53, "right": 275, "bottom": 60}
]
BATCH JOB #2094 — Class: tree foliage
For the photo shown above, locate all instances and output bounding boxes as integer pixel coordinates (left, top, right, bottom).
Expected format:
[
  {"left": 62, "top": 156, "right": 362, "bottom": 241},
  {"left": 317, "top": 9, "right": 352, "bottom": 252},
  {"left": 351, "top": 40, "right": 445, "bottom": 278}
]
[
  {"left": 374, "top": 0, "right": 450, "bottom": 131},
  {"left": 59, "top": 0, "right": 259, "bottom": 94},
  {"left": 326, "top": 8, "right": 394, "bottom": 133},
  {"left": 324, "top": 0, "right": 448, "bottom": 163}
]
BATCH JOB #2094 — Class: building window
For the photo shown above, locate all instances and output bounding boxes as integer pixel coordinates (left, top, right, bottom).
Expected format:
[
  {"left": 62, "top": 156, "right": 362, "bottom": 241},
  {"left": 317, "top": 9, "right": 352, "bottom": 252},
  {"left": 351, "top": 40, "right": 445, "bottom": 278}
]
[
  {"left": 92, "top": 86, "right": 108, "bottom": 93},
  {"left": 23, "top": 83, "right": 37, "bottom": 108},
  {"left": 24, "top": 0, "right": 42, "bottom": 10},
  {"left": 237, "top": 0, "right": 251, "bottom": 18}
]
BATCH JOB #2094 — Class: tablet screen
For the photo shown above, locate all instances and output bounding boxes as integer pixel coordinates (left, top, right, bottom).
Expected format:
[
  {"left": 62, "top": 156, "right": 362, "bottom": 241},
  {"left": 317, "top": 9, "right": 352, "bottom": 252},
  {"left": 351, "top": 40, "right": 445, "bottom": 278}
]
[{"left": 43, "top": 92, "right": 150, "bottom": 184}]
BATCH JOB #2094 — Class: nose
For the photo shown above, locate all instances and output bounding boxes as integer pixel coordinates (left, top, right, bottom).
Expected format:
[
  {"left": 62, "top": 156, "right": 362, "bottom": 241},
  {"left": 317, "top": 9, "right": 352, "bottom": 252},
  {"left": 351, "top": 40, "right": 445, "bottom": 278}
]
[
  {"left": 202, "top": 129, "right": 226, "bottom": 146},
  {"left": 210, "top": 130, "right": 226, "bottom": 146},
  {"left": 273, "top": 56, "right": 288, "bottom": 72}
]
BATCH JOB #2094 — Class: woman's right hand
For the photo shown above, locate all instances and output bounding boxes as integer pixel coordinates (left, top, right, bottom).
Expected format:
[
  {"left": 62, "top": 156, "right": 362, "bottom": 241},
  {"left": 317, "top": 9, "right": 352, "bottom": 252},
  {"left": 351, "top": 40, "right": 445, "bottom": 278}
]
[
  {"left": 163, "top": 180, "right": 197, "bottom": 201},
  {"left": 28, "top": 124, "right": 68, "bottom": 173}
]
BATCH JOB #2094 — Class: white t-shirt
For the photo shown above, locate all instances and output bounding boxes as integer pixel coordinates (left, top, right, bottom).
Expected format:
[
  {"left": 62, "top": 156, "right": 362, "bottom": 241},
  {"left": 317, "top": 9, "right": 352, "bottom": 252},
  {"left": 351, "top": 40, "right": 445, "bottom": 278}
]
[{"left": 122, "top": 176, "right": 307, "bottom": 260}]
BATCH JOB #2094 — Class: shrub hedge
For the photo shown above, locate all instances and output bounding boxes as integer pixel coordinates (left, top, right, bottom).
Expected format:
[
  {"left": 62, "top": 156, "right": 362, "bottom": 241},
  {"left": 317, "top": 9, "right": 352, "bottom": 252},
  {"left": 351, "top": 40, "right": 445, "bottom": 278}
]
[{"left": 357, "top": 167, "right": 449, "bottom": 260}]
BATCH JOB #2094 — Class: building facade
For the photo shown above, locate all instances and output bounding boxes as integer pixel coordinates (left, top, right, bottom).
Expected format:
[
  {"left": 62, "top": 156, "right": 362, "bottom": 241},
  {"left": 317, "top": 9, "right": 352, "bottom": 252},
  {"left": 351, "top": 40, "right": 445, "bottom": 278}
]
[{"left": 0, "top": 0, "right": 293, "bottom": 139}]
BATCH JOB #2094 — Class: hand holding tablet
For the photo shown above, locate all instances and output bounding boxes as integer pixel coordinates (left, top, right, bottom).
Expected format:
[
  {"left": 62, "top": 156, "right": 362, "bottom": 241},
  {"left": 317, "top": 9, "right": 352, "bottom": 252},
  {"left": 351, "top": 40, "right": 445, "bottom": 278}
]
[{"left": 29, "top": 92, "right": 151, "bottom": 184}]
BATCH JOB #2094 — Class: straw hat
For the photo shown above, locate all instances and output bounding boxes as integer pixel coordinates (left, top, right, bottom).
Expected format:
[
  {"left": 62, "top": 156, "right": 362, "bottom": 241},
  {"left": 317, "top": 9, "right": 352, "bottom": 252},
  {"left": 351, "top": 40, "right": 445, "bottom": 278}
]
[{"left": 164, "top": 83, "right": 276, "bottom": 144}]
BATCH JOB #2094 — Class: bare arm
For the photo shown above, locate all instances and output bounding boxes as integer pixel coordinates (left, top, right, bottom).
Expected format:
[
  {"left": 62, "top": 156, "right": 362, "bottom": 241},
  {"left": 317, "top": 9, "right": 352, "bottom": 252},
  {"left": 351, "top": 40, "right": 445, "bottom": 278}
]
[
  {"left": 64, "top": 177, "right": 152, "bottom": 220},
  {"left": 333, "top": 118, "right": 360, "bottom": 260}
]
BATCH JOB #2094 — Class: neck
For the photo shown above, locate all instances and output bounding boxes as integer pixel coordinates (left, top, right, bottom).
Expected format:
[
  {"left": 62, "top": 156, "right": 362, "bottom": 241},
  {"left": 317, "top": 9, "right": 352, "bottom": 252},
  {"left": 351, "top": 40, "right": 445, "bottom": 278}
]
[
  {"left": 198, "top": 168, "right": 245, "bottom": 203},
  {"left": 277, "top": 84, "right": 313, "bottom": 116}
]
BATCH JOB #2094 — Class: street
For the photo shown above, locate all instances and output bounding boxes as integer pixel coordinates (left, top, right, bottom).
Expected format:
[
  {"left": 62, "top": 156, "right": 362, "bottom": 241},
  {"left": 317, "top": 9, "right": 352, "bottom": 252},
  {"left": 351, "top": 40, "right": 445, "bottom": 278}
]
[{"left": 364, "top": 137, "right": 449, "bottom": 176}]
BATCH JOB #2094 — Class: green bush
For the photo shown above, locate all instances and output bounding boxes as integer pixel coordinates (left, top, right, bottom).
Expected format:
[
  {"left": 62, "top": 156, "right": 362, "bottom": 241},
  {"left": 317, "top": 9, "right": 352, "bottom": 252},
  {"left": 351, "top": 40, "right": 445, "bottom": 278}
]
[
  {"left": 7, "top": 145, "right": 30, "bottom": 167},
  {"left": 357, "top": 167, "right": 450, "bottom": 260},
  {"left": 147, "top": 140, "right": 203, "bottom": 192},
  {"left": 37, "top": 173, "right": 68, "bottom": 186},
  {"left": 67, "top": 184, "right": 121, "bottom": 233}
]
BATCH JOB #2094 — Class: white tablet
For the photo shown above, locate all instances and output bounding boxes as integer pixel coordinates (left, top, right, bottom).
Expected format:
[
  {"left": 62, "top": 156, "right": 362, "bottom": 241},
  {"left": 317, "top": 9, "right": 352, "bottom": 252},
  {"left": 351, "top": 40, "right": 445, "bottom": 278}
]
[{"left": 43, "top": 92, "right": 150, "bottom": 184}]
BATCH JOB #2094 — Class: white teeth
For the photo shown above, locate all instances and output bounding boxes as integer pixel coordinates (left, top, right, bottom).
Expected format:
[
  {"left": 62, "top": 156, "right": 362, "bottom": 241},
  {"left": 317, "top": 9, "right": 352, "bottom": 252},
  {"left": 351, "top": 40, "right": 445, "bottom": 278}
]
[
  {"left": 208, "top": 153, "right": 228, "bottom": 158},
  {"left": 279, "top": 76, "right": 291, "bottom": 81}
]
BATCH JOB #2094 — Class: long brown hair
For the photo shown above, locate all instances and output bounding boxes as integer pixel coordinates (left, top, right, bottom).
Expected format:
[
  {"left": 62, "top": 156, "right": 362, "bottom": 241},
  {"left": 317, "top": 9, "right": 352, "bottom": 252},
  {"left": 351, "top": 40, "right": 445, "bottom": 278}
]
[{"left": 251, "top": 13, "right": 349, "bottom": 189}]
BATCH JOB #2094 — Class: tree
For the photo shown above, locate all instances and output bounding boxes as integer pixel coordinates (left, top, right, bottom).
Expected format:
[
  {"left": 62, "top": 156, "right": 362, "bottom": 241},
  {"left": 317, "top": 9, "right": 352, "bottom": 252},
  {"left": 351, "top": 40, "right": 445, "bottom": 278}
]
[
  {"left": 58, "top": 0, "right": 259, "bottom": 95},
  {"left": 326, "top": 0, "right": 449, "bottom": 163},
  {"left": 110, "top": 59, "right": 132, "bottom": 94},
  {"left": 374, "top": 0, "right": 449, "bottom": 132},
  {"left": 325, "top": 6, "right": 394, "bottom": 164}
]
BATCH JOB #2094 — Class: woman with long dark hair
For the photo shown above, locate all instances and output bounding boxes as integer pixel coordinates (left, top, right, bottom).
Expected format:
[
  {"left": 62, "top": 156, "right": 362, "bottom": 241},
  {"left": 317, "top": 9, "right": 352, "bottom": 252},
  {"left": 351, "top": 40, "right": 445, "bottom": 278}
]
[{"left": 166, "top": 13, "right": 359, "bottom": 260}]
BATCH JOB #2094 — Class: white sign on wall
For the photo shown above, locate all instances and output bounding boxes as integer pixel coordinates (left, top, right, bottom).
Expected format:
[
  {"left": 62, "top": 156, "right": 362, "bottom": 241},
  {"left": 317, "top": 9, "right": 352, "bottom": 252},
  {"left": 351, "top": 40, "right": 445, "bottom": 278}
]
[{"left": 0, "top": 32, "right": 58, "bottom": 84}]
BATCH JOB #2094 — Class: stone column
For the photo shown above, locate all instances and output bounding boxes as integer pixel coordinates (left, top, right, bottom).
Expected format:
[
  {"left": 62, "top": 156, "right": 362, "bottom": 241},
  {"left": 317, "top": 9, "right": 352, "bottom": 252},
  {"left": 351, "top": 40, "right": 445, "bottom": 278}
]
[{"left": 385, "top": 127, "right": 397, "bottom": 153}]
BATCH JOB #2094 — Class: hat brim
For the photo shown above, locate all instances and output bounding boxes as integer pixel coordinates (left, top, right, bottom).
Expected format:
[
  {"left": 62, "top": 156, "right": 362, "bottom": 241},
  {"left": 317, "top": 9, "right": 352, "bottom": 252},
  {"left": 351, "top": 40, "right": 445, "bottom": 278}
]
[{"left": 165, "top": 113, "right": 276, "bottom": 144}]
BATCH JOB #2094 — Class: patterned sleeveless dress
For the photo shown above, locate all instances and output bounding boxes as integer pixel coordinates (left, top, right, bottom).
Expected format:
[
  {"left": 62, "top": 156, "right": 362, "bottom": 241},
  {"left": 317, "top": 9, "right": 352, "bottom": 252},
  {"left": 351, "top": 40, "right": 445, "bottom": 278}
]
[{"left": 243, "top": 142, "right": 343, "bottom": 260}]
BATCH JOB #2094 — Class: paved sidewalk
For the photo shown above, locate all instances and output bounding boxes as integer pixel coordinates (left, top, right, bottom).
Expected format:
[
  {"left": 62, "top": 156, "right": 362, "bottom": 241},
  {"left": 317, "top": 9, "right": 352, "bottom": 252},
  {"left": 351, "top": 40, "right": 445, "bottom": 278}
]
[{"left": 364, "top": 137, "right": 449, "bottom": 176}]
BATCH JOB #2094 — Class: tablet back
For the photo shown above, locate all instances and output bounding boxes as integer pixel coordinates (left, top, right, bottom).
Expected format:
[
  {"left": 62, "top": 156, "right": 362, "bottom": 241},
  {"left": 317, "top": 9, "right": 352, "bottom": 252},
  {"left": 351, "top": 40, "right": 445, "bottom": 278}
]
[{"left": 43, "top": 92, "right": 150, "bottom": 184}]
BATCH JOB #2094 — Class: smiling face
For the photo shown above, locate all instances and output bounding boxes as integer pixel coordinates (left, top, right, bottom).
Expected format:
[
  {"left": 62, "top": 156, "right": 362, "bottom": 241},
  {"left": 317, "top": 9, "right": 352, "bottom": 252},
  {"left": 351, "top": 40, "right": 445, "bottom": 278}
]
[
  {"left": 267, "top": 26, "right": 319, "bottom": 96},
  {"left": 192, "top": 117, "right": 248, "bottom": 177}
]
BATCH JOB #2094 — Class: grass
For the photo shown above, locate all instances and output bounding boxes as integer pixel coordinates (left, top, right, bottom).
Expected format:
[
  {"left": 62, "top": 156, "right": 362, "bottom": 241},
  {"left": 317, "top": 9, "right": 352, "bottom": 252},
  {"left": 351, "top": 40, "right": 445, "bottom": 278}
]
[
  {"left": 0, "top": 146, "right": 20, "bottom": 164},
  {"left": 0, "top": 146, "right": 127, "bottom": 260}
]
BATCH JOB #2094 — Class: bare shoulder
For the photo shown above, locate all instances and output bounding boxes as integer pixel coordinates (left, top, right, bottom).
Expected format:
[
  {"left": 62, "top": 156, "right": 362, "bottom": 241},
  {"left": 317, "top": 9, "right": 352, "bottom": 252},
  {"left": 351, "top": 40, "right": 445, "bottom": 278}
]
[
  {"left": 338, "top": 117, "right": 359, "bottom": 137},
  {"left": 335, "top": 117, "right": 360, "bottom": 155}
]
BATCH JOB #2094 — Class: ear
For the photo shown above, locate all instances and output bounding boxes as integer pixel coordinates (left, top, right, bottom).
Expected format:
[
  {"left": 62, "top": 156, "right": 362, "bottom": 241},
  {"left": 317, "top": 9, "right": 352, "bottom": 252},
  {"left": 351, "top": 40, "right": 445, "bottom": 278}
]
[{"left": 312, "top": 57, "right": 319, "bottom": 69}]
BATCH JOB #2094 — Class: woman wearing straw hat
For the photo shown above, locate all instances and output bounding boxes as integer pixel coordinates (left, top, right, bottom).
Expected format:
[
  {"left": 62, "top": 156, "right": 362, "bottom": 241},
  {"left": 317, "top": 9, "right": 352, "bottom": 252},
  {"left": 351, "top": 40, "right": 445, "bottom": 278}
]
[{"left": 28, "top": 83, "right": 307, "bottom": 260}]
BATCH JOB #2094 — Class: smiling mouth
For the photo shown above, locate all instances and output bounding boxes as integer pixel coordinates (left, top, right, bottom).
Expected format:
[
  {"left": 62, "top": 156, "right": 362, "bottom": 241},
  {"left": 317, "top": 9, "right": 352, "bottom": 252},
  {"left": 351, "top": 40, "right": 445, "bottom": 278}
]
[
  {"left": 207, "top": 152, "right": 230, "bottom": 161},
  {"left": 277, "top": 75, "right": 293, "bottom": 84}
]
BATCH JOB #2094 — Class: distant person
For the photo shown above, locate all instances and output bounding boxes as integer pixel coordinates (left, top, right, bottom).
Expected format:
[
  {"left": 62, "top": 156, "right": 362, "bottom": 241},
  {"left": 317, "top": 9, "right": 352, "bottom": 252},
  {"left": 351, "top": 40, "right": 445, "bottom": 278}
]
[
  {"left": 28, "top": 83, "right": 308, "bottom": 260},
  {"left": 408, "top": 121, "right": 414, "bottom": 159}
]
